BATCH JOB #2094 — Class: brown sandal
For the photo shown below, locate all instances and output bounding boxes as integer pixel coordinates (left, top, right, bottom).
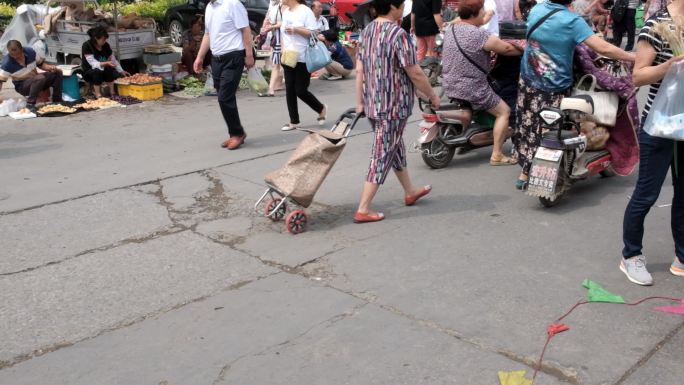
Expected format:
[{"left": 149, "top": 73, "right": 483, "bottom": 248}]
[{"left": 490, "top": 156, "right": 517, "bottom": 166}]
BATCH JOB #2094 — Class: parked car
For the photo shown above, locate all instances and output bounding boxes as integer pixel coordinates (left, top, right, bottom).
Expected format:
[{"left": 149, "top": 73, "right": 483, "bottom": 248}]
[{"left": 164, "top": 0, "right": 269, "bottom": 47}]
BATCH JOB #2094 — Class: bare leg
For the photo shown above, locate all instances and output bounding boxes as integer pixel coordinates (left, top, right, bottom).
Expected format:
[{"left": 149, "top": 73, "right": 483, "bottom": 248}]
[
  {"left": 357, "top": 182, "right": 381, "bottom": 215},
  {"left": 395, "top": 169, "right": 421, "bottom": 197},
  {"left": 93, "top": 84, "right": 102, "bottom": 98},
  {"left": 106, "top": 82, "right": 114, "bottom": 96},
  {"left": 488, "top": 100, "right": 511, "bottom": 160},
  {"left": 269, "top": 64, "right": 284, "bottom": 93}
]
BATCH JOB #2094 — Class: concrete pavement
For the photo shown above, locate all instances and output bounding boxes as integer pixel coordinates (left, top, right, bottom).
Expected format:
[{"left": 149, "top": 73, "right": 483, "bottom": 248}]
[{"left": 1, "top": 79, "right": 682, "bottom": 385}]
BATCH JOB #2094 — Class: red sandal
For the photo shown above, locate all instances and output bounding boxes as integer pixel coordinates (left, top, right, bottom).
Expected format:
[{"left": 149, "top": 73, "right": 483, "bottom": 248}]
[
  {"left": 405, "top": 185, "right": 432, "bottom": 206},
  {"left": 353, "top": 211, "right": 385, "bottom": 223}
]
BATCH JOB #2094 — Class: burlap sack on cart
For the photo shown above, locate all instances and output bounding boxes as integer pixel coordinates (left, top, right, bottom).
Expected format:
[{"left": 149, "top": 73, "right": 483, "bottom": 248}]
[{"left": 264, "top": 130, "right": 347, "bottom": 207}]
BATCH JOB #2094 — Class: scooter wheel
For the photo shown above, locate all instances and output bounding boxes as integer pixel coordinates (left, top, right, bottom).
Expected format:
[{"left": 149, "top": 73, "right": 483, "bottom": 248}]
[
  {"left": 421, "top": 142, "right": 455, "bottom": 169},
  {"left": 539, "top": 195, "right": 563, "bottom": 207}
]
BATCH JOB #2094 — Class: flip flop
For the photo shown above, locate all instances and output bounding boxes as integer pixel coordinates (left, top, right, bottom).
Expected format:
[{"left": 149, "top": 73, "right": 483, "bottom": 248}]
[
  {"left": 515, "top": 179, "right": 529, "bottom": 190},
  {"left": 353, "top": 211, "right": 385, "bottom": 223},
  {"left": 405, "top": 185, "right": 432, "bottom": 206},
  {"left": 490, "top": 156, "right": 517, "bottom": 166}
]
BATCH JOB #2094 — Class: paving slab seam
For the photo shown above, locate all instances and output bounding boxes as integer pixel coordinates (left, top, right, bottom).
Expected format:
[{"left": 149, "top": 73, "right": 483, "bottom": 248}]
[
  {"left": 612, "top": 320, "right": 684, "bottom": 385},
  {"left": 0, "top": 226, "right": 186, "bottom": 276},
  {"left": 323, "top": 285, "right": 581, "bottom": 385},
  {"left": 0, "top": 271, "right": 281, "bottom": 371},
  {"left": 211, "top": 301, "right": 369, "bottom": 385},
  {"left": 0, "top": 148, "right": 296, "bottom": 216}
]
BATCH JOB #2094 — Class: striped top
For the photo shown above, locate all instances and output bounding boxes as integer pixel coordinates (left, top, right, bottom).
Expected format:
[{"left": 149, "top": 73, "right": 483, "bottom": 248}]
[
  {"left": 638, "top": 8, "right": 680, "bottom": 122},
  {"left": 357, "top": 20, "right": 417, "bottom": 120}
]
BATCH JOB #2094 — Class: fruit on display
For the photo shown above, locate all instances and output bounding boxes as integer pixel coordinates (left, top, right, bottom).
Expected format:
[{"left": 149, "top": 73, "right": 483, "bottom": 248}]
[
  {"left": 38, "top": 104, "right": 77, "bottom": 114},
  {"left": 75, "top": 98, "right": 122, "bottom": 109},
  {"left": 117, "top": 73, "right": 162, "bottom": 85}
]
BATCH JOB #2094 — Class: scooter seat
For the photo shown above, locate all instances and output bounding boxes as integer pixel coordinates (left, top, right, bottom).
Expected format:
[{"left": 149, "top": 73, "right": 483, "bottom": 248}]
[
  {"left": 543, "top": 130, "right": 578, "bottom": 140},
  {"left": 446, "top": 99, "right": 473, "bottom": 110}
]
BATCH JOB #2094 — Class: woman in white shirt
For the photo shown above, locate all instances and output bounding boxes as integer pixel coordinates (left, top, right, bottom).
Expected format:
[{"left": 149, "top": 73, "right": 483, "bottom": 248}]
[
  {"left": 260, "top": 0, "right": 286, "bottom": 97},
  {"left": 279, "top": 0, "right": 327, "bottom": 131}
]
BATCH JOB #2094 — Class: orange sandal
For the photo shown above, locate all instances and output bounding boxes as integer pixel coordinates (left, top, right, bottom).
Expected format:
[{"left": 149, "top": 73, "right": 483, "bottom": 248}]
[
  {"left": 353, "top": 211, "right": 385, "bottom": 223},
  {"left": 405, "top": 185, "right": 432, "bottom": 206}
]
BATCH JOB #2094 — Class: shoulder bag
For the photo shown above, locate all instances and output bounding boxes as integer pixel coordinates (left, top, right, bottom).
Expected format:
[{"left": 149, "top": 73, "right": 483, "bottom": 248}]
[
  {"left": 451, "top": 27, "right": 503, "bottom": 94},
  {"left": 572, "top": 74, "right": 620, "bottom": 127},
  {"left": 305, "top": 31, "right": 332, "bottom": 73}
]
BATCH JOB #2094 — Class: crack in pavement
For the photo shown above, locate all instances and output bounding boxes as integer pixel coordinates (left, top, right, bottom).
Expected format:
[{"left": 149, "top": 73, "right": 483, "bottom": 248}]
[
  {"left": 211, "top": 302, "right": 368, "bottom": 385},
  {"left": 0, "top": 272, "right": 280, "bottom": 371},
  {"left": 612, "top": 320, "right": 684, "bottom": 385},
  {"left": 0, "top": 226, "right": 186, "bottom": 277}
]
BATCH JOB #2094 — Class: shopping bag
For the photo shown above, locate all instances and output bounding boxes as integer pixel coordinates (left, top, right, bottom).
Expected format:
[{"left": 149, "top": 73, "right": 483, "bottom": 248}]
[
  {"left": 246, "top": 67, "right": 269, "bottom": 93},
  {"left": 642, "top": 61, "right": 684, "bottom": 140},
  {"left": 281, "top": 49, "right": 299, "bottom": 68},
  {"left": 572, "top": 74, "right": 619, "bottom": 127},
  {"left": 305, "top": 32, "right": 332, "bottom": 73}
]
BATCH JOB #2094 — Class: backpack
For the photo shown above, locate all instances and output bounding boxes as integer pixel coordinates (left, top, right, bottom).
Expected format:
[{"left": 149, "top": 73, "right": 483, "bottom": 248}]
[{"left": 611, "top": 0, "right": 629, "bottom": 23}]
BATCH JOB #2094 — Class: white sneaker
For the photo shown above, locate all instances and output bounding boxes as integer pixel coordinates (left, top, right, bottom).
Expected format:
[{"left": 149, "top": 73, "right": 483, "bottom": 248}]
[
  {"left": 281, "top": 123, "right": 299, "bottom": 131},
  {"left": 619, "top": 255, "right": 654, "bottom": 286}
]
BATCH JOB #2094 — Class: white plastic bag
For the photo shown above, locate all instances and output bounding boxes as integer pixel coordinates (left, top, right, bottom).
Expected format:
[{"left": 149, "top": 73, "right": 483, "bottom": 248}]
[
  {"left": 246, "top": 67, "right": 269, "bottom": 93},
  {"left": 0, "top": 99, "right": 19, "bottom": 117},
  {"left": 572, "top": 74, "right": 620, "bottom": 127},
  {"left": 642, "top": 61, "right": 684, "bottom": 140},
  {"left": 204, "top": 66, "right": 217, "bottom": 96}
]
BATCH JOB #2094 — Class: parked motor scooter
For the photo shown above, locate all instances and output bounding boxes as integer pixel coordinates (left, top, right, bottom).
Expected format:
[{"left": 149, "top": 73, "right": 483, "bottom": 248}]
[
  {"left": 526, "top": 95, "right": 616, "bottom": 207},
  {"left": 416, "top": 99, "right": 513, "bottom": 169}
]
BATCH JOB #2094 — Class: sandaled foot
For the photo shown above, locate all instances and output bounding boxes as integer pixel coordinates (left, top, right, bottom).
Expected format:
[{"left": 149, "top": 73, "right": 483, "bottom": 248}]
[
  {"left": 317, "top": 104, "right": 327, "bottom": 126},
  {"left": 353, "top": 211, "right": 385, "bottom": 223},
  {"left": 405, "top": 185, "right": 432, "bottom": 206},
  {"left": 515, "top": 178, "right": 528, "bottom": 190},
  {"left": 257, "top": 92, "right": 275, "bottom": 97},
  {"left": 490, "top": 155, "right": 517, "bottom": 166}
]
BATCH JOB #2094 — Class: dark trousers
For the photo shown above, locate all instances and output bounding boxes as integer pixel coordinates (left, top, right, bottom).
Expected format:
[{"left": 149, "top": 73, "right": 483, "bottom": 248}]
[
  {"left": 18, "top": 72, "right": 63, "bottom": 104},
  {"left": 612, "top": 8, "right": 637, "bottom": 51},
  {"left": 211, "top": 51, "right": 245, "bottom": 137},
  {"left": 283, "top": 62, "right": 324, "bottom": 124},
  {"left": 623, "top": 129, "right": 684, "bottom": 263},
  {"left": 84, "top": 67, "right": 118, "bottom": 85}
]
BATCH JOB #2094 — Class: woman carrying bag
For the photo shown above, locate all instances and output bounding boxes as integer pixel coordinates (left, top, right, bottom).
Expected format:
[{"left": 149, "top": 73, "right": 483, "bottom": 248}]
[
  {"left": 279, "top": 0, "right": 327, "bottom": 131},
  {"left": 259, "top": 0, "right": 286, "bottom": 97}
]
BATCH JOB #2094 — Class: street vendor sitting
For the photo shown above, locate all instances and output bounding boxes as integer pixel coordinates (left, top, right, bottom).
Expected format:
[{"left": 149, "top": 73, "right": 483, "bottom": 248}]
[
  {"left": 317, "top": 30, "right": 354, "bottom": 80},
  {"left": 0, "top": 40, "right": 63, "bottom": 108},
  {"left": 81, "top": 26, "right": 130, "bottom": 98}
]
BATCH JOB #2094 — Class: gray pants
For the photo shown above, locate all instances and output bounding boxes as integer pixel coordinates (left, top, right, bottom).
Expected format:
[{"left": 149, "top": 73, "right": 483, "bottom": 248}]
[{"left": 18, "top": 72, "right": 63, "bottom": 105}]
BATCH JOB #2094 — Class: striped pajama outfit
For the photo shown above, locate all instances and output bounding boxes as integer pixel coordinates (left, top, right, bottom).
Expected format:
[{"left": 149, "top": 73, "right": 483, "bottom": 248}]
[{"left": 367, "top": 118, "right": 408, "bottom": 184}]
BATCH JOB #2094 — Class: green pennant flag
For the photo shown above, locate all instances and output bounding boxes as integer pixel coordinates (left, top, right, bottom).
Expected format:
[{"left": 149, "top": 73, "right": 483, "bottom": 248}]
[{"left": 582, "top": 279, "right": 626, "bottom": 303}]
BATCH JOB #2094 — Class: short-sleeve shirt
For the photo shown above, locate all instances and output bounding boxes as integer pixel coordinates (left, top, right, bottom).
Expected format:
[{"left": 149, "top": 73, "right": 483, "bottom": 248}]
[
  {"left": 357, "top": 21, "right": 417, "bottom": 120},
  {"left": 520, "top": 1, "right": 594, "bottom": 92},
  {"left": 81, "top": 41, "right": 113, "bottom": 71},
  {"left": 328, "top": 41, "right": 354, "bottom": 69},
  {"left": 638, "top": 8, "right": 680, "bottom": 122},
  {"left": 0, "top": 47, "right": 44, "bottom": 89},
  {"left": 316, "top": 16, "right": 329, "bottom": 31},
  {"left": 412, "top": 0, "right": 441, "bottom": 37},
  {"left": 205, "top": 0, "right": 249, "bottom": 56},
  {"left": 281, "top": 4, "right": 318, "bottom": 62},
  {"left": 442, "top": 24, "right": 492, "bottom": 100}
]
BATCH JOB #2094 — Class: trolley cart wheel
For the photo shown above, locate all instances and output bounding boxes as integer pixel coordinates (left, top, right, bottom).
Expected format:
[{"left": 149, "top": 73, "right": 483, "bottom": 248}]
[
  {"left": 265, "top": 198, "right": 287, "bottom": 221},
  {"left": 285, "top": 210, "right": 308, "bottom": 234}
]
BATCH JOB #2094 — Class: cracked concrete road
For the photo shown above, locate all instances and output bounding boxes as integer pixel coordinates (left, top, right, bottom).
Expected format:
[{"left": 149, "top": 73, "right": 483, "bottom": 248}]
[{"left": 0, "top": 82, "right": 682, "bottom": 385}]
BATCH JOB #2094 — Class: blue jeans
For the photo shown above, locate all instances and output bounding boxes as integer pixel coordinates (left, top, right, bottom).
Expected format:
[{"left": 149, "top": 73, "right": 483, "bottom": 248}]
[{"left": 623, "top": 129, "right": 684, "bottom": 263}]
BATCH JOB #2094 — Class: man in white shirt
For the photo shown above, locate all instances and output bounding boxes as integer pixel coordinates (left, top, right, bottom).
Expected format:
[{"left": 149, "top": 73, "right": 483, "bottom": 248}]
[
  {"left": 312, "top": 1, "right": 329, "bottom": 31},
  {"left": 195, "top": 0, "right": 254, "bottom": 150},
  {"left": 482, "top": 0, "right": 499, "bottom": 36}
]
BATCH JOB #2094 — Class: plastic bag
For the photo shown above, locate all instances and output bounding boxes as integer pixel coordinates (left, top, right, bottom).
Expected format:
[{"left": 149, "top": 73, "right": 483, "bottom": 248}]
[
  {"left": 0, "top": 99, "right": 20, "bottom": 117},
  {"left": 305, "top": 33, "right": 332, "bottom": 73},
  {"left": 642, "top": 61, "right": 684, "bottom": 140},
  {"left": 246, "top": 67, "right": 269, "bottom": 93},
  {"left": 281, "top": 49, "right": 299, "bottom": 68},
  {"left": 204, "top": 66, "right": 217, "bottom": 96}
]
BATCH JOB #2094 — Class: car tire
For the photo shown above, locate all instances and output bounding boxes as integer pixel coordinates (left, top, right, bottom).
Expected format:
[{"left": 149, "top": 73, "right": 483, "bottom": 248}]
[{"left": 169, "top": 19, "right": 184, "bottom": 47}]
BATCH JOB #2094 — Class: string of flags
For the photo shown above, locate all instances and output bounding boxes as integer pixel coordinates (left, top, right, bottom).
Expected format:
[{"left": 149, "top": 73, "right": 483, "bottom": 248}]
[{"left": 498, "top": 279, "right": 683, "bottom": 385}]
